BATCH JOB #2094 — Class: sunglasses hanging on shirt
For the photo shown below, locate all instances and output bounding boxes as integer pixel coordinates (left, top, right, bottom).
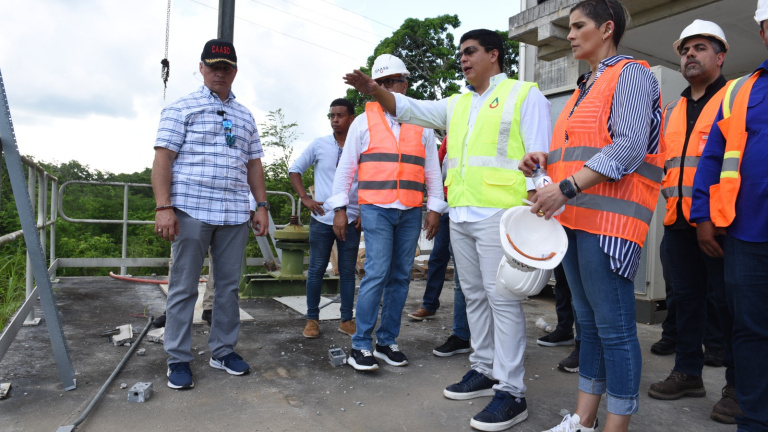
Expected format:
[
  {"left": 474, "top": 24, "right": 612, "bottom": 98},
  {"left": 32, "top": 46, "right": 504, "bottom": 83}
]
[{"left": 217, "top": 110, "right": 236, "bottom": 147}]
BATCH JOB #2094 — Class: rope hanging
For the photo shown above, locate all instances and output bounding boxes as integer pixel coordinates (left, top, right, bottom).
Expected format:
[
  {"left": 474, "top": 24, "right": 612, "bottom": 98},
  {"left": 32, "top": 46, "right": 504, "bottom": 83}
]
[{"left": 161, "top": 0, "right": 171, "bottom": 99}]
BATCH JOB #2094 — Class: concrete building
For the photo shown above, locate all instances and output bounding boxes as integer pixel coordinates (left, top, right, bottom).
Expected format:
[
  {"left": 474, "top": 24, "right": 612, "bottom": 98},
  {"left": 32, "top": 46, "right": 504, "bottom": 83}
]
[{"left": 508, "top": 0, "right": 763, "bottom": 322}]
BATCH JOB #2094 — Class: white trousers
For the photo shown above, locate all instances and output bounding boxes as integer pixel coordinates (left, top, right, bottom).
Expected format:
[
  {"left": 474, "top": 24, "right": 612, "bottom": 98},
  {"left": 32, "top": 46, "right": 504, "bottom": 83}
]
[{"left": 450, "top": 210, "right": 527, "bottom": 397}]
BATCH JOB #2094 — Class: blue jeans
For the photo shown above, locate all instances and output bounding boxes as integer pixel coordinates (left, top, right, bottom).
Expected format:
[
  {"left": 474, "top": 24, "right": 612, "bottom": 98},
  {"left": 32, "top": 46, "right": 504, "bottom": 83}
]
[
  {"left": 561, "top": 228, "right": 641, "bottom": 415},
  {"left": 661, "top": 227, "right": 731, "bottom": 378},
  {"left": 306, "top": 218, "right": 360, "bottom": 321},
  {"left": 449, "top": 243, "right": 471, "bottom": 341},
  {"left": 420, "top": 213, "right": 451, "bottom": 312},
  {"left": 352, "top": 205, "right": 422, "bottom": 351},
  {"left": 723, "top": 235, "right": 768, "bottom": 431}
]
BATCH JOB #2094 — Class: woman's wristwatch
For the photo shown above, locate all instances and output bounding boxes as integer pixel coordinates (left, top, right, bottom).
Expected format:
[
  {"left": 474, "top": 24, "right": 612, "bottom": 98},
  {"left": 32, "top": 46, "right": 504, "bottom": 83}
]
[{"left": 559, "top": 179, "right": 578, "bottom": 199}]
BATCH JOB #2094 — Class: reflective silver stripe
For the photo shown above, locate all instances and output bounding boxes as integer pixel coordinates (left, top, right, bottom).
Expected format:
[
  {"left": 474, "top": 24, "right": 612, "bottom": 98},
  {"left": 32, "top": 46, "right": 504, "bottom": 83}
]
[
  {"left": 560, "top": 146, "right": 662, "bottom": 182},
  {"left": 400, "top": 154, "right": 425, "bottom": 167},
  {"left": 467, "top": 155, "right": 521, "bottom": 170},
  {"left": 496, "top": 81, "right": 524, "bottom": 158},
  {"left": 359, "top": 180, "right": 424, "bottom": 192},
  {"left": 569, "top": 193, "right": 654, "bottom": 224},
  {"left": 663, "top": 99, "right": 680, "bottom": 134},
  {"left": 360, "top": 153, "right": 399, "bottom": 163},
  {"left": 445, "top": 157, "right": 459, "bottom": 170},
  {"left": 399, "top": 180, "right": 425, "bottom": 192},
  {"left": 446, "top": 95, "right": 460, "bottom": 133},
  {"left": 664, "top": 156, "right": 700, "bottom": 170},
  {"left": 661, "top": 186, "right": 693, "bottom": 199},
  {"left": 724, "top": 74, "right": 751, "bottom": 118},
  {"left": 721, "top": 157, "right": 739, "bottom": 173},
  {"left": 547, "top": 148, "right": 562, "bottom": 165},
  {"left": 359, "top": 180, "right": 397, "bottom": 190}
]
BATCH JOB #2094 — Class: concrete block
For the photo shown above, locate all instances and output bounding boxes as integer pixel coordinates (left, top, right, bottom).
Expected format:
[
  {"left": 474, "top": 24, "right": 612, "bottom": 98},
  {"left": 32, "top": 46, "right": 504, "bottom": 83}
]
[
  {"left": 112, "top": 324, "right": 133, "bottom": 346},
  {"left": 328, "top": 348, "right": 346, "bottom": 367},
  {"left": 127, "top": 382, "right": 153, "bottom": 402},
  {"left": 147, "top": 327, "right": 164, "bottom": 343},
  {"left": 0, "top": 382, "right": 10, "bottom": 399}
]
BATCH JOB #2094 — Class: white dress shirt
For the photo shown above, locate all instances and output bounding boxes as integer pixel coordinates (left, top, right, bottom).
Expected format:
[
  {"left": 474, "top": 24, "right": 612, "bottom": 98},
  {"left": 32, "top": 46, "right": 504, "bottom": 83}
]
[
  {"left": 393, "top": 73, "right": 552, "bottom": 223},
  {"left": 326, "top": 109, "right": 447, "bottom": 214}
]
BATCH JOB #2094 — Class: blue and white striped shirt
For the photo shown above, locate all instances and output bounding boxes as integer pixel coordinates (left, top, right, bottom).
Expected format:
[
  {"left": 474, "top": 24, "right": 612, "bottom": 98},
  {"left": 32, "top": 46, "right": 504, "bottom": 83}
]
[
  {"left": 572, "top": 56, "right": 661, "bottom": 280},
  {"left": 154, "top": 85, "right": 264, "bottom": 225}
]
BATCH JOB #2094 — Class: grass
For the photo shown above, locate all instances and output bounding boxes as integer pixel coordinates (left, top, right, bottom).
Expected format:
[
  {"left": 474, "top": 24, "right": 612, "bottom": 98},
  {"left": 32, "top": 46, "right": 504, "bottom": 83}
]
[{"left": 0, "top": 253, "right": 26, "bottom": 332}]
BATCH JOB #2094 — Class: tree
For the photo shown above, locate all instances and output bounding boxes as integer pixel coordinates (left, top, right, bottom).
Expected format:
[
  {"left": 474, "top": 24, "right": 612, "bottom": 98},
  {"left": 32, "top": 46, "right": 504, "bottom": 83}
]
[
  {"left": 345, "top": 16, "right": 521, "bottom": 116},
  {"left": 345, "top": 15, "right": 463, "bottom": 114}
]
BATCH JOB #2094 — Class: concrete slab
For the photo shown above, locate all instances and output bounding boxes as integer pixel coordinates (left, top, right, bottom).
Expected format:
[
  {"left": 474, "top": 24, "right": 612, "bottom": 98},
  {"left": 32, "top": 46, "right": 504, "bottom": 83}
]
[
  {"left": 273, "top": 295, "right": 349, "bottom": 321},
  {"left": 0, "top": 276, "right": 735, "bottom": 432}
]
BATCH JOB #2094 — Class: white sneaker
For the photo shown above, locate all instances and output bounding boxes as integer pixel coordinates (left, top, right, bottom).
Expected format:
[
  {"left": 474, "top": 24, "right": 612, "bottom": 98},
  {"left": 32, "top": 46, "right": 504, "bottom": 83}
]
[{"left": 542, "top": 414, "right": 599, "bottom": 432}]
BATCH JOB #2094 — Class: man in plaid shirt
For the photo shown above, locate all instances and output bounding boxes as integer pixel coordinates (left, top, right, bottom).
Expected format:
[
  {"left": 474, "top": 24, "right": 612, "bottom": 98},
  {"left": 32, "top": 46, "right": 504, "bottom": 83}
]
[{"left": 152, "top": 38, "right": 268, "bottom": 390}]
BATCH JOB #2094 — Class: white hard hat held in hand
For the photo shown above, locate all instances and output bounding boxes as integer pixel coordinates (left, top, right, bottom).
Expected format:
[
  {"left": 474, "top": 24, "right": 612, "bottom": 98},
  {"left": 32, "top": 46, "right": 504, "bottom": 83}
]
[
  {"left": 372, "top": 54, "right": 410, "bottom": 80},
  {"left": 499, "top": 206, "right": 568, "bottom": 270},
  {"left": 495, "top": 258, "right": 552, "bottom": 300},
  {"left": 673, "top": 19, "right": 728, "bottom": 54}
]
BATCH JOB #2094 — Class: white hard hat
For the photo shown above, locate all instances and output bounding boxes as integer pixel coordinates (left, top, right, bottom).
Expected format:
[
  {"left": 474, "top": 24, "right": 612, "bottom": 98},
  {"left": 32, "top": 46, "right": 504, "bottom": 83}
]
[
  {"left": 499, "top": 206, "right": 568, "bottom": 270},
  {"left": 495, "top": 258, "right": 552, "bottom": 300},
  {"left": 371, "top": 54, "right": 410, "bottom": 80},
  {"left": 757, "top": 0, "right": 768, "bottom": 24},
  {"left": 672, "top": 19, "right": 728, "bottom": 54}
]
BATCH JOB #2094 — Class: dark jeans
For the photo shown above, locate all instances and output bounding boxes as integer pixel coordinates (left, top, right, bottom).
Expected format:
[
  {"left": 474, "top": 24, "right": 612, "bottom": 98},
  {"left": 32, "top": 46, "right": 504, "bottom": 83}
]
[
  {"left": 306, "top": 218, "right": 360, "bottom": 321},
  {"left": 421, "top": 213, "right": 451, "bottom": 312},
  {"left": 661, "top": 228, "right": 732, "bottom": 379},
  {"left": 723, "top": 235, "right": 768, "bottom": 431},
  {"left": 553, "top": 263, "right": 579, "bottom": 339}
]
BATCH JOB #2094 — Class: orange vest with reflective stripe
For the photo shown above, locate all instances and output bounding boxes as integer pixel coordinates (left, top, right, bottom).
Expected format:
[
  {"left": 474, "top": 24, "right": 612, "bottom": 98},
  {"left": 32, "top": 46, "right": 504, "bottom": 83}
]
[
  {"left": 661, "top": 86, "right": 727, "bottom": 226},
  {"left": 709, "top": 71, "right": 761, "bottom": 228},
  {"left": 548, "top": 59, "right": 665, "bottom": 247},
  {"left": 358, "top": 102, "right": 426, "bottom": 208}
]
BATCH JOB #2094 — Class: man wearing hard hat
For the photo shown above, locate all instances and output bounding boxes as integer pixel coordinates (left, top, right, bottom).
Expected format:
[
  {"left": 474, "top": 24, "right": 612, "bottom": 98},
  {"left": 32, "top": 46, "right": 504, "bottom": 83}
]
[
  {"left": 327, "top": 54, "right": 447, "bottom": 372},
  {"left": 344, "top": 29, "right": 551, "bottom": 431},
  {"left": 690, "top": 1, "right": 768, "bottom": 429},
  {"left": 647, "top": 20, "right": 741, "bottom": 425}
]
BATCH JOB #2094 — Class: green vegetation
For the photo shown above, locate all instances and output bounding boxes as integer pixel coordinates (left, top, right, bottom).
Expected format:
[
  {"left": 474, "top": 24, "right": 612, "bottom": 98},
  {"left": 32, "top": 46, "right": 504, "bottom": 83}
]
[{"left": 0, "top": 254, "right": 26, "bottom": 331}]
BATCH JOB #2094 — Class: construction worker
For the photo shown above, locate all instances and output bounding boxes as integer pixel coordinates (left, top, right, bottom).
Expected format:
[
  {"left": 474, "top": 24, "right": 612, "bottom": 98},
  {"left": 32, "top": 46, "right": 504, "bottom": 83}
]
[
  {"left": 327, "top": 54, "right": 446, "bottom": 372},
  {"left": 647, "top": 20, "right": 740, "bottom": 425},
  {"left": 289, "top": 98, "right": 360, "bottom": 339},
  {"left": 344, "top": 30, "right": 551, "bottom": 431},
  {"left": 690, "top": 1, "right": 768, "bottom": 429}
]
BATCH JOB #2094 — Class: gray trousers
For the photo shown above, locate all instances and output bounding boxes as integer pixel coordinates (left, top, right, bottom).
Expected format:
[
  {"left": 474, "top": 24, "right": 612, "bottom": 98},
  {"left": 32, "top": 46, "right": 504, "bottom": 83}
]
[
  {"left": 169, "top": 248, "right": 215, "bottom": 310},
  {"left": 164, "top": 210, "right": 248, "bottom": 364},
  {"left": 450, "top": 210, "right": 527, "bottom": 397}
]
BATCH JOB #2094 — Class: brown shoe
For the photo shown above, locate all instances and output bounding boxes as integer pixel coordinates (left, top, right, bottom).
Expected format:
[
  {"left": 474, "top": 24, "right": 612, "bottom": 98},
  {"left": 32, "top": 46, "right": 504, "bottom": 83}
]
[
  {"left": 303, "top": 319, "right": 320, "bottom": 338},
  {"left": 407, "top": 307, "right": 435, "bottom": 320},
  {"left": 338, "top": 319, "right": 355, "bottom": 336},
  {"left": 648, "top": 370, "right": 706, "bottom": 400},
  {"left": 711, "top": 384, "right": 743, "bottom": 424}
]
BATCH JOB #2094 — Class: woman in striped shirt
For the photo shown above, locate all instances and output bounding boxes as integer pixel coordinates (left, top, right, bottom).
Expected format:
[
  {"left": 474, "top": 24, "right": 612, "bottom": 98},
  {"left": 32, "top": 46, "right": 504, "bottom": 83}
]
[{"left": 521, "top": 1, "right": 663, "bottom": 431}]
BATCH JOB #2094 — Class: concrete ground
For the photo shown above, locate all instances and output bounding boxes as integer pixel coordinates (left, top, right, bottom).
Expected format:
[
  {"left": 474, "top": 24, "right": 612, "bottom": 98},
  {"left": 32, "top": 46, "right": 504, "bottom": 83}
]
[{"left": 0, "top": 276, "right": 735, "bottom": 432}]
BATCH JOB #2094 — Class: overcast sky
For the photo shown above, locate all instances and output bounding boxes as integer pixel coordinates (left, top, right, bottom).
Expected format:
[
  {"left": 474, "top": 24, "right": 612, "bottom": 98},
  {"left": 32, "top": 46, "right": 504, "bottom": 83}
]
[{"left": 1, "top": 0, "right": 521, "bottom": 174}]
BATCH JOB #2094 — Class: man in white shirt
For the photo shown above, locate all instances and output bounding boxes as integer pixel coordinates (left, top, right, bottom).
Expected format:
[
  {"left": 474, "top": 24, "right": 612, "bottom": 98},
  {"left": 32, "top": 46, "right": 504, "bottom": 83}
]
[
  {"left": 289, "top": 98, "right": 360, "bottom": 339},
  {"left": 344, "top": 30, "right": 551, "bottom": 431},
  {"left": 327, "top": 54, "right": 447, "bottom": 372}
]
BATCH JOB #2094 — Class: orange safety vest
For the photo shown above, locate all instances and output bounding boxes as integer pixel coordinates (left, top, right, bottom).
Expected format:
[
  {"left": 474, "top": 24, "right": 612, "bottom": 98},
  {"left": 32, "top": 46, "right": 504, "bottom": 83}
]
[
  {"left": 709, "top": 70, "right": 761, "bottom": 228},
  {"left": 358, "top": 102, "right": 426, "bottom": 208},
  {"left": 660, "top": 86, "right": 727, "bottom": 226},
  {"left": 548, "top": 59, "right": 665, "bottom": 247}
]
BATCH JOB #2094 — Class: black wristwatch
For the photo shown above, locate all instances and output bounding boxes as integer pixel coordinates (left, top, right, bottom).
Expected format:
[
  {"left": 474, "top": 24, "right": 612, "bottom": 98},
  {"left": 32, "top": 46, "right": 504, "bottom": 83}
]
[
  {"left": 257, "top": 201, "right": 270, "bottom": 210},
  {"left": 559, "top": 179, "right": 578, "bottom": 199},
  {"left": 334, "top": 206, "right": 347, "bottom": 212}
]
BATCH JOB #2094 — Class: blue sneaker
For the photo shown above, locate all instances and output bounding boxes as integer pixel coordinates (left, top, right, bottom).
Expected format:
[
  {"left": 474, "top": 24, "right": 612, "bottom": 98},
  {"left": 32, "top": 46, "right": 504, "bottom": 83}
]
[
  {"left": 470, "top": 391, "right": 528, "bottom": 431},
  {"left": 444, "top": 369, "right": 498, "bottom": 400},
  {"left": 167, "top": 362, "right": 194, "bottom": 389},
  {"left": 209, "top": 352, "right": 250, "bottom": 375}
]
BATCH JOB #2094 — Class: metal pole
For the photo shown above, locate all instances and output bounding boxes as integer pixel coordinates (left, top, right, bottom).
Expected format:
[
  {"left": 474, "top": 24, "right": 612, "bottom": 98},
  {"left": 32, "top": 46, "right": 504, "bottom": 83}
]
[
  {"left": 38, "top": 171, "right": 47, "bottom": 263},
  {"left": 217, "top": 0, "right": 235, "bottom": 42},
  {"left": 24, "top": 165, "right": 40, "bottom": 325},
  {"left": 50, "top": 178, "right": 57, "bottom": 279},
  {"left": 121, "top": 184, "right": 129, "bottom": 275}
]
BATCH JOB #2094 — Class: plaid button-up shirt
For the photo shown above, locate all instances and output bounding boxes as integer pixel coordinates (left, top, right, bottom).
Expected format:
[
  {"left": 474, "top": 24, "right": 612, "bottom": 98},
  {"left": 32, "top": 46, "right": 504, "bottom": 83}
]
[{"left": 154, "top": 85, "right": 264, "bottom": 225}]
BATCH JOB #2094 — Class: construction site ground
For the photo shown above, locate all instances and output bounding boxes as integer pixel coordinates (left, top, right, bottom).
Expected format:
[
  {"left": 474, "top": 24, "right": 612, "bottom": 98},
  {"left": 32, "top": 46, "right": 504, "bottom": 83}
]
[{"left": 0, "top": 275, "right": 734, "bottom": 432}]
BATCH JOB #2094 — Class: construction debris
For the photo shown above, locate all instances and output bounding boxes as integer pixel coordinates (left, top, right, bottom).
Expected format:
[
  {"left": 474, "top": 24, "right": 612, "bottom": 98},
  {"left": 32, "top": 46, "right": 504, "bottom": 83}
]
[
  {"left": 112, "top": 324, "right": 133, "bottom": 346},
  {"left": 127, "top": 382, "right": 153, "bottom": 402},
  {"left": 146, "top": 327, "right": 164, "bottom": 343},
  {"left": 328, "top": 348, "right": 346, "bottom": 367},
  {"left": 0, "top": 382, "right": 11, "bottom": 399}
]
